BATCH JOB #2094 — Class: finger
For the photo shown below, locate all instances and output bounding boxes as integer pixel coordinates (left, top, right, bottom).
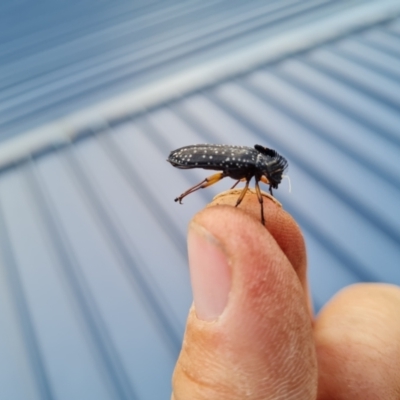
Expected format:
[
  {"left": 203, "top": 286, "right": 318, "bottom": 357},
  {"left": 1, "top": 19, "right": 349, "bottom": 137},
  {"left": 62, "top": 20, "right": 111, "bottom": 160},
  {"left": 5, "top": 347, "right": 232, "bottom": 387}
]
[
  {"left": 209, "top": 190, "right": 311, "bottom": 312},
  {"left": 315, "top": 283, "right": 400, "bottom": 400},
  {"left": 172, "top": 197, "right": 317, "bottom": 400}
]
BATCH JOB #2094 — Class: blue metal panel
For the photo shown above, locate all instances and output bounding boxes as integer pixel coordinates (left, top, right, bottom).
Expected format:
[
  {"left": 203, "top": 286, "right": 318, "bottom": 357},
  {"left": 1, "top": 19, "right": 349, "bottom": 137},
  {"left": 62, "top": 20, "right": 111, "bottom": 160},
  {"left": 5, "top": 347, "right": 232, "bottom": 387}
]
[
  {"left": 0, "top": 2, "right": 399, "bottom": 399},
  {"left": 0, "top": 167, "right": 114, "bottom": 399},
  {"left": 0, "top": 0, "right": 351, "bottom": 139}
]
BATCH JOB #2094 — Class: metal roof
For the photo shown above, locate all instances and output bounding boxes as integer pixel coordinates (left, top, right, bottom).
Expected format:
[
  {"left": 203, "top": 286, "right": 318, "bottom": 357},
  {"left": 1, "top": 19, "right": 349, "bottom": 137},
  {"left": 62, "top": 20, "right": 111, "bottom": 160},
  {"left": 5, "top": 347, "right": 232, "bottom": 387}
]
[
  {"left": 1, "top": 0, "right": 397, "bottom": 140},
  {"left": 0, "top": 1, "right": 400, "bottom": 399}
]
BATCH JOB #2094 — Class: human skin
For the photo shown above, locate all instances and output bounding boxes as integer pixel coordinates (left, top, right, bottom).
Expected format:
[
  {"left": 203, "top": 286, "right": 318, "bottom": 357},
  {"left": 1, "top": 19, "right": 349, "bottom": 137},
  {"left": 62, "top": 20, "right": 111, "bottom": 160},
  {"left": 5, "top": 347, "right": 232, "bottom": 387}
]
[{"left": 171, "top": 191, "right": 400, "bottom": 400}]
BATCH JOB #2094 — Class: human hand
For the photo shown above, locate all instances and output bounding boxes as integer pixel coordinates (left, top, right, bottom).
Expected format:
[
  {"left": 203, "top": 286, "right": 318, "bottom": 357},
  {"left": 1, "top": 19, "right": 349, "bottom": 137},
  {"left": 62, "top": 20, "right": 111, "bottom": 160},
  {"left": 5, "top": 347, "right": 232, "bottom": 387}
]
[{"left": 171, "top": 191, "right": 400, "bottom": 400}]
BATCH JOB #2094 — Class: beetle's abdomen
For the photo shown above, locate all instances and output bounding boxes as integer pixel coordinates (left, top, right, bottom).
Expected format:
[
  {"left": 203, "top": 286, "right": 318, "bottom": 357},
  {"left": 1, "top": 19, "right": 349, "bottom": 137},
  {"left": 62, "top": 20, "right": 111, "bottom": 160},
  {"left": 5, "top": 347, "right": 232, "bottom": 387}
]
[{"left": 167, "top": 144, "right": 257, "bottom": 170}]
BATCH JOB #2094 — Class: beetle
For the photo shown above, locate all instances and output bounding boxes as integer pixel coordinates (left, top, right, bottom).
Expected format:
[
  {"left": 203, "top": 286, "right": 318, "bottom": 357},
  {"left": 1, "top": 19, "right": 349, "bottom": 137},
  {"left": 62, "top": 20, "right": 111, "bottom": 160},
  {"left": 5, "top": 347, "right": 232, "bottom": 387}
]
[{"left": 167, "top": 144, "right": 288, "bottom": 225}]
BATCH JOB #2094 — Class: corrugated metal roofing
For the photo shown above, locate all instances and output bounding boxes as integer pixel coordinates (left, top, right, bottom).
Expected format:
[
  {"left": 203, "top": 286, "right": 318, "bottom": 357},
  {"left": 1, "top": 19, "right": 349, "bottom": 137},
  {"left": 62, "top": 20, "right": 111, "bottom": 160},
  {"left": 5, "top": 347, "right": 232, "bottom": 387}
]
[
  {"left": 0, "top": 1, "right": 400, "bottom": 399},
  {"left": 0, "top": 0, "right": 394, "bottom": 140}
]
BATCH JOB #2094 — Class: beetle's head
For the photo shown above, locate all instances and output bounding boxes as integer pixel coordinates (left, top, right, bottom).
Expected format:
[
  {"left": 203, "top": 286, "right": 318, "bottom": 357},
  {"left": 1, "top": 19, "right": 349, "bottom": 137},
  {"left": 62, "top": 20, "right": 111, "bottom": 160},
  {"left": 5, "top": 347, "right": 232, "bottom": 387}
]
[
  {"left": 254, "top": 145, "right": 288, "bottom": 189},
  {"left": 266, "top": 155, "right": 288, "bottom": 188}
]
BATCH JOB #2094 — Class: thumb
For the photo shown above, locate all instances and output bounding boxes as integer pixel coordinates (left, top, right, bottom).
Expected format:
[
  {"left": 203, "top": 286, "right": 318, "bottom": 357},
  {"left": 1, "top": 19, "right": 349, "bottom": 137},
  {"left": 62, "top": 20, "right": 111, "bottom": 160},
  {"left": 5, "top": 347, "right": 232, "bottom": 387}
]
[{"left": 172, "top": 193, "right": 317, "bottom": 400}]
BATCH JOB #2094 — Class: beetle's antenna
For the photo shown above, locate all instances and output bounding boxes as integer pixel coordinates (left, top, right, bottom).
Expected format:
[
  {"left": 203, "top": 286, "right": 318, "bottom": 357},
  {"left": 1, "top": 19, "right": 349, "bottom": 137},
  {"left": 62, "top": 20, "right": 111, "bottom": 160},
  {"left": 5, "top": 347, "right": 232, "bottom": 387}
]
[{"left": 282, "top": 174, "right": 291, "bottom": 193}]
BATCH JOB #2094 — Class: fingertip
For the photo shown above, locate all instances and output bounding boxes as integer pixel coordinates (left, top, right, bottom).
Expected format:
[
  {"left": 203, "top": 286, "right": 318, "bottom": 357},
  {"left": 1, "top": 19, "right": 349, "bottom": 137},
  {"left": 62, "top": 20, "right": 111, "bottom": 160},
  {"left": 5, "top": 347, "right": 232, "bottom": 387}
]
[{"left": 207, "top": 190, "right": 309, "bottom": 300}]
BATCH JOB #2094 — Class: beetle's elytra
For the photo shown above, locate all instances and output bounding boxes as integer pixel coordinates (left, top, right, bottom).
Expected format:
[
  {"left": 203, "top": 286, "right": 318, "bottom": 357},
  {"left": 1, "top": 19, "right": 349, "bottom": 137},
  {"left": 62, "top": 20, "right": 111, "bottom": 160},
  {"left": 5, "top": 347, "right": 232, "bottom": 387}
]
[{"left": 167, "top": 144, "right": 288, "bottom": 225}]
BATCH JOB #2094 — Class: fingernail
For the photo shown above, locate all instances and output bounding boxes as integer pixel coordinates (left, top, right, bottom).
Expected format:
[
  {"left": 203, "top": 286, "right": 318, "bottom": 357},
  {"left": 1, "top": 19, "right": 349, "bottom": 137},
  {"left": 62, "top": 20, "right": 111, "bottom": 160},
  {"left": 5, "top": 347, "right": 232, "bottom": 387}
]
[{"left": 188, "top": 222, "right": 231, "bottom": 321}]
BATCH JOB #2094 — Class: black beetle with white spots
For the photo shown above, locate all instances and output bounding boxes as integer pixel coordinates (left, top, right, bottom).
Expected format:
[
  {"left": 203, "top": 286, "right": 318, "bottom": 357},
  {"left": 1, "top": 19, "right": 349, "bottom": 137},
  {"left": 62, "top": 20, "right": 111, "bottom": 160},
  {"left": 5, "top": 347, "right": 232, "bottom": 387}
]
[{"left": 167, "top": 144, "right": 288, "bottom": 225}]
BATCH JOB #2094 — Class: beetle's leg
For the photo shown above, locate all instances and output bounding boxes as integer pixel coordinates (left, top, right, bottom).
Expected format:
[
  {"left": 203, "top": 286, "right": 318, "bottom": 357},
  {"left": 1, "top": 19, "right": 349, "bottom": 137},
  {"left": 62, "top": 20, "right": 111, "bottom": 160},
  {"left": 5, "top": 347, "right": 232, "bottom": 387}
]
[
  {"left": 175, "top": 172, "right": 226, "bottom": 203},
  {"left": 235, "top": 179, "right": 250, "bottom": 208},
  {"left": 254, "top": 178, "right": 265, "bottom": 225},
  {"left": 230, "top": 179, "right": 243, "bottom": 189},
  {"left": 260, "top": 176, "right": 274, "bottom": 196}
]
